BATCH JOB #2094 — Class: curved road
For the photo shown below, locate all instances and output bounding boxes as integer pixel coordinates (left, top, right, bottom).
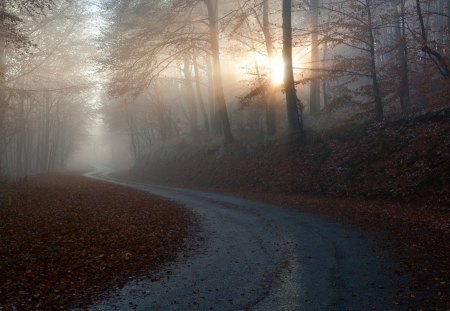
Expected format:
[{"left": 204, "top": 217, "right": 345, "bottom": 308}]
[{"left": 84, "top": 170, "right": 400, "bottom": 311}]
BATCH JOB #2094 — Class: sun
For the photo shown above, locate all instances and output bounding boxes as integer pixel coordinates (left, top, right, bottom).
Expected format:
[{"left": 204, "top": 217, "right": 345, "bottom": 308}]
[
  {"left": 237, "top": 52, "right": 285, "bottom": 86},
  {"left": 270, "top": 56, "right": 284, "bottom": 86}
]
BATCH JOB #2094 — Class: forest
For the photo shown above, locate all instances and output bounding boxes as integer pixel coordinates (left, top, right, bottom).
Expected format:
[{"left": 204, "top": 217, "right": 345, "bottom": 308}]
[
  {"left": 0, "top": 0, "right": 449, "bottom": 310},
  {"left": 0, "top": 0, "right": 449, "bottom": 177}
]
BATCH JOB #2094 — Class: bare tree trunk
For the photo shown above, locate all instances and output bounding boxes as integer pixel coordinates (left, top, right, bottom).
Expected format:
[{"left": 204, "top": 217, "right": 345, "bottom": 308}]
[
  {"left": 154, "top": 94, "right": 168, "bottom": 142},
  {"left": 204, "top": 0, "right": 233, "bottom": 143},
  {"left": 193, "top": 55, "right": 210, "bottom": 136},
  {"left": 44, "top": 100, "right": 51, "bottom": 171},
  {"left": 282, "top": 0, "right": 302, "bottom": 141},
  {"left": 154, "top": 83, "right": 178, "bottom": 140},
  {"left": 397, "top": 0, "right": 411, "bottom": 113},
  {"left": 309, "top": 0, "right": 321, "bottom": 115},
  {"left": 0, "top": 41, "right": 6, "bottom": 176},
  {"left": 416, "top": 0, "right": 450, "bottom": 78},
  {"left": 15, "top": 98, "right": 25, "bottom": 177},
  {"left": 36, "top": 100, "right": 43, "bottom": 172},
  {"left": 447, "top": 0, "right": 450, "bottom": 49},
  {"left": 0, "top": 98, "right": 6, "bottom": 177},
  {"left": 322, "top": 40, "right": 329, "bottom": 108},
  {"left": 40, "top": 94, "right": 51, "bottom": 172},
  {"left": 126, "top": 110, "right": 139, "bottom": 162},
  {"left": 262, "top": 0, "right": 277, "bottom": 136},
  {"left": 0, "top": 105, "right": 6, "bottom": 178},
  {"left": 51, "top": 109, "right": 62, "bottom": 171},
  {"left": 23, "top": 100, "right": 32, "bottom": 174},
  {"left": 48, "top": 107, "right": 60, "bottom": 172},
  {"left": 437, "top": 0, "right": 445, "bottom": 46},
  {"left": 205, "top": 54, "right": 220, "bottom": 136},
  {"left": 183, "top": 58, "right": 199, "bottom": 137},
  {"left": 366, "top": 0, "right": 384, "bottom": 121}
]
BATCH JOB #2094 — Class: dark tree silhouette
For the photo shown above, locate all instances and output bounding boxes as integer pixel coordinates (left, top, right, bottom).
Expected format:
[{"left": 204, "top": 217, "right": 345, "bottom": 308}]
[{"left": 282, "top": 0, "right": 302, "bottom": 141}]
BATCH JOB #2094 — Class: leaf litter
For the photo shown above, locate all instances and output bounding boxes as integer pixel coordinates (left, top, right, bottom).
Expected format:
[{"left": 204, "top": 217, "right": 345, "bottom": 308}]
[{"left": 0, "top": 173, "right": 195, "bottom": 310}]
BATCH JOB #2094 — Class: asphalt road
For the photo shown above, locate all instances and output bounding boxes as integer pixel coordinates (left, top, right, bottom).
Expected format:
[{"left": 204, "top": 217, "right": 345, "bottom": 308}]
[{"left": 83, "top": 170, "right": 400, "bottom": 311}]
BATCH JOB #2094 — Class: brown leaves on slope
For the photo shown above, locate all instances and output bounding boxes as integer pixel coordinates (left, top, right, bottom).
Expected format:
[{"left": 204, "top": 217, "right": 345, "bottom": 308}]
[
  {"left": 0, "top": 173, "right": 195, "bottom": 310},
  {"left": 139, "top": 107, "right": 450, "bottom": 209}
]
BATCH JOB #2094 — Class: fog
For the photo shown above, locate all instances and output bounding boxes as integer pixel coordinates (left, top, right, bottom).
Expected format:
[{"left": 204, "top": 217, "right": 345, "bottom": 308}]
[
  {"left": 67, "top": 118, "right": 134, "bottom": 172},
  {"left": 1, "top": 0, "right": 448, "bottom": 178}
]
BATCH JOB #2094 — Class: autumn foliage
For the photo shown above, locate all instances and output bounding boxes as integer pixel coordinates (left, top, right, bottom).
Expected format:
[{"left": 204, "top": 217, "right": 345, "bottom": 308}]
[{"left": 0, "top": 174, "right": 194, "bottom": 310}]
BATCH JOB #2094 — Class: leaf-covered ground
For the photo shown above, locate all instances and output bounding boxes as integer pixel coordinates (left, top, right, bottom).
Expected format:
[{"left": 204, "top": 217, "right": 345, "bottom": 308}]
[
  {"left": 0, "top": 173, "right": 195, "bottom": 310},
  {"left": 137, "top": 107, "right": 449, "bottom": 209},
  {"left": 133, "top": 108, "right": 450, "bottom": 310}
]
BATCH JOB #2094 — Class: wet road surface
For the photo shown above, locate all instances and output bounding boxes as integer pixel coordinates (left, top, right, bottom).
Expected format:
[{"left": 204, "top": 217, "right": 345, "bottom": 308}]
[{"left": 83, "top": 170, "right": 400, "bottom": 311}]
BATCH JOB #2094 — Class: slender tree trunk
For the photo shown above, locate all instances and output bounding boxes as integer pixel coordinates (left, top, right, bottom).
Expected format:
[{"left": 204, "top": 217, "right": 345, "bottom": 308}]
[
  {"left": 0, "top": 100, "right": 5, "bottom": 150},
  {"left": 156, "top": 107, "right": 169, "bottom": 141},
  {"left": 154, "top": 84, "right": 173, "bottom": 141},
  {"left": 366, "top": 0, "right": 384, "bottom": 121},
  {"left": 322, "top": 40, "right": 329, "bottom": 108},
  {"left": 309, "top": 0, "right": 321, "bottom": 115},
  {"left": 126, "top": 111, "right": 139, "bottom": 162},
  {"left": 48, "top": 107, "right": 61, "bottom": 172},
  {"left": 205, "top": 54, "right": 220, "bottom": 136},
  {"left": 447, "top": 0, "right": 450, "bottom": 49},
  {"left": 36, "top": 101, "right": 42, "bottom": 172},
  {"left": 193, "top": 56, "right": 210, "bottom": 136},
  {"left": 398, "top": 0, "right": 411, "bottom": 113},
  {"left": 282, "top": 0, "right": 302, "bottom": 140},
  {"left": 183, "top": 58, "right": 199, "bottom": 137},
  {"left": 41, "top": 95, "right": 51, "bottom": 172},
  {"left": 416, "top": 0, "right": 450, "bottom": 78},
  {"left": 0, "top": 97, "right": 6, "bottom": 177},
  {"left": 262, "top": 0, "right": 277, "bottom": 136},
  {"left": 23, "top": 101, "right": 31, "bottom": 174},
  {"left": 204, "top": 0, "right": 233, "bottom": 143},
  {"left": 15, "top": 98, "right": 25, "bottom": 177},
  {"left": 0, "top": 41, "right": 6, "bottom": 176},
  {"left": 53, "top": 123, "right": 60, "bottom": 171},
  {"left": 437, "top": 0, "right": 445, "bottom": 46}
]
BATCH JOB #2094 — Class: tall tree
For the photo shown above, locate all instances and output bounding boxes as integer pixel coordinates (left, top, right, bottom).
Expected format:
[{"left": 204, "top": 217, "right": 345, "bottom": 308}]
[
  {"left": 366, "top": 0, "right": 384, "bottom": 121},
  {"left": 262, "top": 0, "right": 277, "bottom": 135},
  {"left": 183, "top": 57, "right": 200, "bottom": 137},
  {"left": 415, "top": 0, "right": 450, "bottom": 78},
  {"left": 282, "top": 0, "right": 302, "bottom": 140},
  {"left": 321, "top": 0, "right": 385, "bottom": 121},
  {"left": 192, "top": 55, "right": 210, "bottom": 136},
  {"left": 0, "top": 41, "right": 7, "bottom": 174},
  {"left": 309, "top": 0, "right": 321, "bottom": 115},
  {"left": 396, "top": 0, "right": 411, "bottom": 112},
  {"left": 204, "top": 0, "right": 234, "bottom": 143}
]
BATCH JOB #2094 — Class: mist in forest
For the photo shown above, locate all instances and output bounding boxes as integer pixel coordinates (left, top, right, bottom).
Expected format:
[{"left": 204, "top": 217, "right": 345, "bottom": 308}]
[{"left": 1, "top": 0, "right": 449, "bottom": 178}]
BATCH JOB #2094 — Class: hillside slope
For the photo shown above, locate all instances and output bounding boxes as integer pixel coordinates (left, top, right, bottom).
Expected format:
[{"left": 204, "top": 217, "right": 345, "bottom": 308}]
[{"left": 135, "top": 108, "right": 450, "bottom": 209}]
